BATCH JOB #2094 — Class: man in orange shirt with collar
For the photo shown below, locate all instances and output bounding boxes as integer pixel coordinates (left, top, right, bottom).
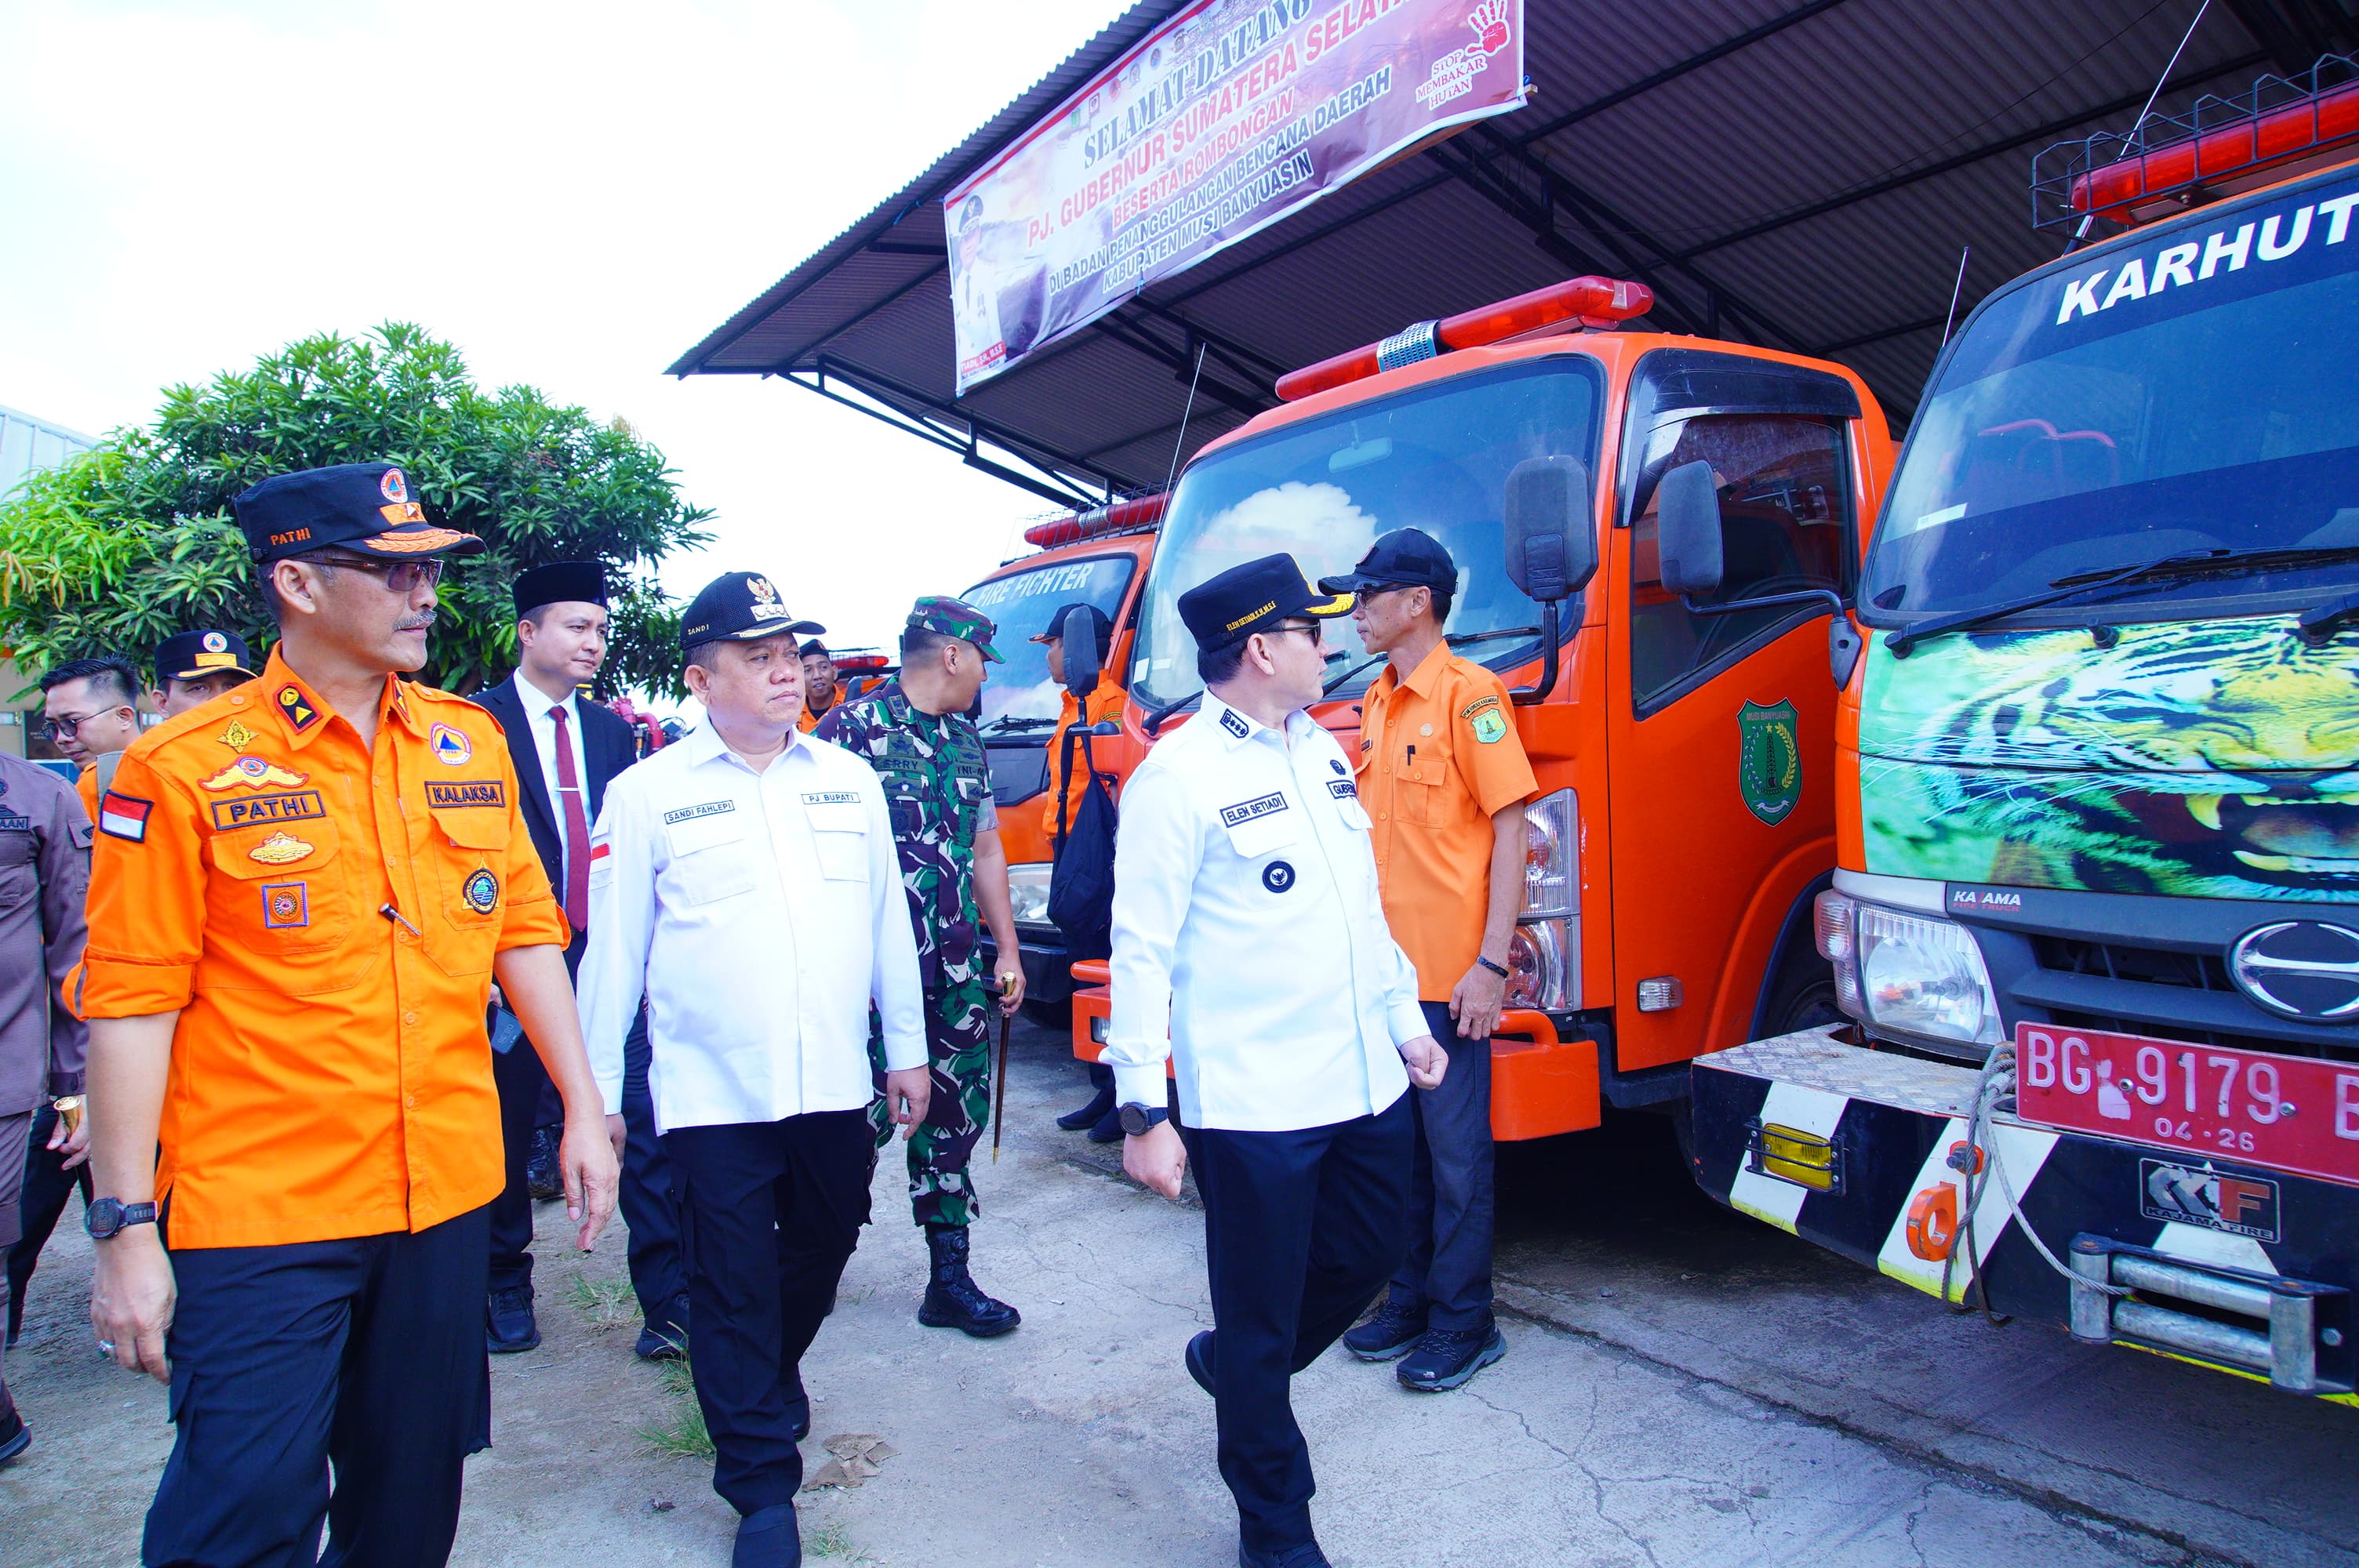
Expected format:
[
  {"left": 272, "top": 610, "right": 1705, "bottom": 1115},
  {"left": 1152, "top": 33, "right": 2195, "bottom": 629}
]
[
  {"left": 1323, "top": 528, "right": 1535, "bottom": 1395},
  {"left": 1033, "top": 604, "right": 1127, "bottom": 1138},
  {"left": 78, "top": 462, "right": 619, "bottom": 1568}
]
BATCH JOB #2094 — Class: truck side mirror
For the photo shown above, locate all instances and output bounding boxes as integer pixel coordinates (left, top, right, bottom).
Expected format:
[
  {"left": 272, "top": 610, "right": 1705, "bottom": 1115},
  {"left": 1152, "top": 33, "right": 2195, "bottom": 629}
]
[
  {"left": 1655, "top": 459, "right": 1725, "bottom": 597},
  {"left": 1060, "top": 616, "right": 1102, "bottom": 701},
  {"left": 1503, "top": 456, "right": 1596, "bottom": 604}
]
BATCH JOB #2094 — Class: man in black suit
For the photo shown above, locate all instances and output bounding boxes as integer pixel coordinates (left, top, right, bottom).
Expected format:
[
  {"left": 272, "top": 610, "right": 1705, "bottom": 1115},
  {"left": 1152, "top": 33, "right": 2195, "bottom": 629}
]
[{"left": 476, "top": 562, "right": 681, "bottom": 1355}]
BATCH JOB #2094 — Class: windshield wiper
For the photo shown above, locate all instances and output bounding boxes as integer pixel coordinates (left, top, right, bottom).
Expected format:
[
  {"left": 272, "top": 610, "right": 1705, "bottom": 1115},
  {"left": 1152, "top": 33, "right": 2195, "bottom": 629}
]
[
  {"left": 1889, "top": 550, "right": 2219, "bottom": 656},
  {"left": 979, "top": 716, "right": 1057, "bottom": 736},
  {"left": 1892, "top": 545, "right": 2359, "bottom": 656},
  {"left": 1322, "top": 653, "right": 1387, "bottom": 696},
  {"left": 1446, "top": 625, "right": 1543, "bottom": 647}
]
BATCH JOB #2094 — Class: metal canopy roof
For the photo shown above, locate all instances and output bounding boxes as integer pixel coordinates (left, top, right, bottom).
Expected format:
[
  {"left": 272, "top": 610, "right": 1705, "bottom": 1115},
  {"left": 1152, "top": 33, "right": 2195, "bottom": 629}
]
[{"left": 671, "top": 0, "right": 2357, "bottom": 509}]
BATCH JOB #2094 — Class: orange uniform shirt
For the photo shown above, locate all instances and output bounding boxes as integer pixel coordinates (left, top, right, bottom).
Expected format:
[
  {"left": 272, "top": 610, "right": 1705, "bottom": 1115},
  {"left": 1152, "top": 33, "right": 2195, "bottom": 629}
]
[
  {"left": 1040, "top": 673, "right": 1125, "bottom": 836},
  {"left": 77, "top": 764, "right": 99, "bottom": 822},
  {"left": 75, "top": 650, "right": 567, "bottom": 1249},
  {"left": 1354, "top": 641, "right": 1539, "bottom": 1001},
  {"left": 797, "top": 690, "right": 836, "bottom": 735}
]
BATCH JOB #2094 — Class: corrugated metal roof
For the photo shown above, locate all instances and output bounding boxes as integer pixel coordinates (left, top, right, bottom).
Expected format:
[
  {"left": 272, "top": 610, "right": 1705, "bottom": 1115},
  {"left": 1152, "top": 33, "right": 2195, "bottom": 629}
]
[
  {"left": 0, "top": 402, "right": 97, "bottom": 504},
  {"left": 671, "top": 0, "right": 2357, "bottom": 503}
]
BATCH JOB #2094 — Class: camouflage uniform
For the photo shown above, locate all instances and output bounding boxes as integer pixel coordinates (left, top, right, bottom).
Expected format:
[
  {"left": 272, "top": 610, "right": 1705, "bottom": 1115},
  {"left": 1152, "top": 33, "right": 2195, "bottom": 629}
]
[{"left": 816, "top": 676, "right": 998, "bottom": 1228}]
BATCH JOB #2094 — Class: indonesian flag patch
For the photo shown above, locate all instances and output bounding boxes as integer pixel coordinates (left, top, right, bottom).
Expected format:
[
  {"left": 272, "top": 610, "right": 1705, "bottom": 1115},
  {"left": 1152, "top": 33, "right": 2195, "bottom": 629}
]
[{"left": 99, "top": 791, "right": 152, "bottom": 843}]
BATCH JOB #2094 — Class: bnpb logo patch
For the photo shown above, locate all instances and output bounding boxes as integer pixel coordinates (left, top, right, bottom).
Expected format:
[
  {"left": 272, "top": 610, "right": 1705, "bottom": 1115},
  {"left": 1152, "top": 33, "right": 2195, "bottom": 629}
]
[{"left": 429, "top": 724, "right": 473, "bottom": 765}]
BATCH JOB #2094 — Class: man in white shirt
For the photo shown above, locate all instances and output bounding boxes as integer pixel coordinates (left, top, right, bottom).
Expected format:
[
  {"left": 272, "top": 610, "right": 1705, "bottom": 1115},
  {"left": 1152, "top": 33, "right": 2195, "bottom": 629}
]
[
  {"left": 576, "top": 571, "right": 931, "bottom": 1568},
  {"left": 1107, "top": 554, "right": 1446, "bottom": 1568}
]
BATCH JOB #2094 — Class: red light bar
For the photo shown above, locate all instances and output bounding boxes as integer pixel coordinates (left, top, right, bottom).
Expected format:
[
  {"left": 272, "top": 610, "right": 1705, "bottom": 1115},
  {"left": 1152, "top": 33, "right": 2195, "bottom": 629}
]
[
  {"left": 1021, "top": 492, "right": 1168, "bottom": 549},
  {"left": 2073, "top": 76, "right": 2359, "bottom": 223},
  {"left": 1274, "top": 276, "right": 1653, "bottom": 402}
]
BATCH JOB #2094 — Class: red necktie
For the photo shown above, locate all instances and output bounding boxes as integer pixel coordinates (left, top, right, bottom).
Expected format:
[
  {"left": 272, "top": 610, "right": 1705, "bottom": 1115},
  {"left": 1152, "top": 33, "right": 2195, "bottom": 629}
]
[{"left": 550, "top": 705, "right": 591, "bottom": 931}]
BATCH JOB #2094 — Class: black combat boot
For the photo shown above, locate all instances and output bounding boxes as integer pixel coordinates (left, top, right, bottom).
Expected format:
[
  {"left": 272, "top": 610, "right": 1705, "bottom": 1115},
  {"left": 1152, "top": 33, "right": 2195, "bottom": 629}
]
[{"left": 917, "top": 1225, "right": 1020, "bottom": 1338}]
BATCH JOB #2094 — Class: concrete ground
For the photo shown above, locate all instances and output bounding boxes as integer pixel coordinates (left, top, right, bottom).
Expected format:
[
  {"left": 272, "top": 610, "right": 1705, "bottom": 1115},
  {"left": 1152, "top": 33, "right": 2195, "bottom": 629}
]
[{"left": 5, "top": 1017, "right": 2356, "bottom": 1567}]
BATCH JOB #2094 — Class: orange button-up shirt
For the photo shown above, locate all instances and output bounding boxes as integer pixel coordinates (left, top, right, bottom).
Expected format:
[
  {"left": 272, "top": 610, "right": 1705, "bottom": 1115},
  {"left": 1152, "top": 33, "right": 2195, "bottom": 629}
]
[
  {"left": 77, "top": 764, "right": 100, "bottom": 822},
  {"left": 76, "top": 650, "right": 567, "bottom": 1249},
  {"left": 1041, "top": 673, "right": 1125, "bottom": 836},
  {"left": 1354, "top": 641, "right": 1539, "bottom": 1000}
]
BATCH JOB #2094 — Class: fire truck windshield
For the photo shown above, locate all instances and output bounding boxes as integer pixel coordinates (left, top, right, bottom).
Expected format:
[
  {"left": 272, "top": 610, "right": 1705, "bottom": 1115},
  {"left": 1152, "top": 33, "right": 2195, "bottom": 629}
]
[
  {"left": 1132, "top": 357, "right": 1601, "bottom": 712},
  {"left": 1863, "top": 175, "right": 2359, "bottom": 628},
  {"left": 962, "top": 551, "right": 1136, "bottom": 729}
]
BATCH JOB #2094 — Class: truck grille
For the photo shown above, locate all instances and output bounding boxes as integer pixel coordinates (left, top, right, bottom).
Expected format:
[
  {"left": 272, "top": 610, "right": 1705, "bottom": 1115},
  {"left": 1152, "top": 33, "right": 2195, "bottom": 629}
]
[{"left": 2027, "top": 936, "right": 2359, "bottom": 1065}]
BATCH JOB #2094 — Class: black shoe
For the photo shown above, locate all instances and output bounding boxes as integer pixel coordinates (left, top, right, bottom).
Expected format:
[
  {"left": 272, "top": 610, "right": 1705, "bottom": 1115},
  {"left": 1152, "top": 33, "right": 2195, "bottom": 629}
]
[
  {"left": 0, "top": 1402, "right": 27, "bottom": 1466},
  {"left": 634, "top": 1290, "right": 691, "bottom": 1361},
  {"left": 1397, "top": 1318, "right": 1507, "bottom": 1392},
  {"left": 732, "top": 1502, "right": 801, "bottom": 1568},
  {"left": 1238, "top": 1540, "right": 1331, "bottom": 1568},
  {"left": 1185, "top": 1330, "right": 1215, "bottom": 1397},
  {"left": 916, "top": 1225, "right": 1021, "bottom": 1338},
  {"left": 486, "top": 1285, "right": 540, "bottom": 1354},
  {"left": 1085, "top": 1104, "right": 1125, "bottom": 1144},
  {"left": 526, "top": 1125, "right": 563, "bottom": 1202},
  {"left": 1057, "top": 1080, "right": 1118, "bottom": 1131},
  {"left": 1343, "top": 1294, "right": 1426, "bottom": 1362}
]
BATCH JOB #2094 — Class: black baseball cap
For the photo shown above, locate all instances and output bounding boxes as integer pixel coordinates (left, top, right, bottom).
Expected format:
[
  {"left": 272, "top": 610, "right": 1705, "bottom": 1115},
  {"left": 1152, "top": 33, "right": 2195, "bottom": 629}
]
[
  {"left": 232, "top": 463, "right": 485, "bottom": 564},
  {"left": 1177, "top": 554, "right": 1353, "bottom": 652},
  {"left": 1030, "top": 602, "right": 1114, "bottom": 649},
  {"left": 678, "top": 572, "right": 823, "bottom": 648},
  {"left": 512, "top": 561, "right": 607, "bottom": 617},
  {"left": 800, "top": 640, "right": 830, "bottom": 659},
  {"left": 154, "top": 628, "right": 256, "bottom": 684},
  {"left": 1318, "top": 528, "right": 1457, "bottom": 596}
]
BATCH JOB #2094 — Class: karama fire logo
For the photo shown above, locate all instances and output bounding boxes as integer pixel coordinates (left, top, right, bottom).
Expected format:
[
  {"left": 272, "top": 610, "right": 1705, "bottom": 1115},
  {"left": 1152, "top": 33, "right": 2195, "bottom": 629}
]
[{"left": 1467, "top": 0, "right": 1512, "bottom": 55}]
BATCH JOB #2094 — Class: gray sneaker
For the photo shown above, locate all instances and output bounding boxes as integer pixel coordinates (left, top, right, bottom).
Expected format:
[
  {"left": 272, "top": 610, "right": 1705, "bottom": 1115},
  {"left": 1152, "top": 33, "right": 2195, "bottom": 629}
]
[{"left": 1397, "top": 1319, "right": 1506, "bottom": 1392}]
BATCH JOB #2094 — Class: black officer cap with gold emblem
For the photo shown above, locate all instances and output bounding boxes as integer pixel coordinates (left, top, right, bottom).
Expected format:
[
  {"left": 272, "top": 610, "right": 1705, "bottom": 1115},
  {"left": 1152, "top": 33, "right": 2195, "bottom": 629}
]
[
  {"left": 1177, "top": 554, "right": 1352, "bottom": 652},
  {"left": 232, "top": 463, "right": 485, "bottom": 563},
  {"left": 679, "top": 572, "right": 824, "bottom": 648}
]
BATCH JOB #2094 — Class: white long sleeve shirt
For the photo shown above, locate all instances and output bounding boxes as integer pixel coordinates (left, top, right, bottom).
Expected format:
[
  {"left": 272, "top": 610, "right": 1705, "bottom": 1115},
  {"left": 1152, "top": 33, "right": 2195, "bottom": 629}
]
[
  {"left": 513, "top": 675, "right": 590, "bottom": 887},
  {"left": 577, "top": 720, "right": 925, "bottom": 1135},
  {"left": 1106, "top": 694, "right": 1426, "bottom": 1132}
]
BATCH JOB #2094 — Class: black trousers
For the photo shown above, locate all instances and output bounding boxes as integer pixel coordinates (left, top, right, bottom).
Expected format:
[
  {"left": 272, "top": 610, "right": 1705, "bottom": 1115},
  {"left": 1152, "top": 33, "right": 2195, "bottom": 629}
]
[
  {"left": 1390, "top": 1000, "right": 1496, "bottom": 1330},
  {"left": 663, "top": 1109, "right": 873, "bottom": 1515},
  {"left": 487, "top": 1032, "right": 550, "bottom": 1297},
  {"left": 1191, "top": 1094, "right": 1413, "bottom": 1554},
  {"left": 146, "top": 1205, "right": 493, "bottom": 1568},
  {"left": 7, "top": 1100, "right": 93, "bottom": 1340},
  {"left": 619, "top": 1013, "right": 685, "bottom": 1323}
]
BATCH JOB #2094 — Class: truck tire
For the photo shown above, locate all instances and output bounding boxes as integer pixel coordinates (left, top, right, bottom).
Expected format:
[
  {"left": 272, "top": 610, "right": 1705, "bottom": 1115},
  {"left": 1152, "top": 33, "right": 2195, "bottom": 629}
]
[
  {"left": 1759, "top": 952, "right": 1842, "bottom": 1038},
  {"left": 1022, "top": 997, "right": 1073, "bottom": 1030}
]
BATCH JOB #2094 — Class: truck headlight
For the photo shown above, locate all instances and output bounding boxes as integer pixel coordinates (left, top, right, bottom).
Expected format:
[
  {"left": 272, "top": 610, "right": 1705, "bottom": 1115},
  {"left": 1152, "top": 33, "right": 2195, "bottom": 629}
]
[
  {"left": 1507, "top": 789, "right": 1579, "bottom": 1010},
  {"left": 1855, "top": 903, "right": 2001, "bottom": 1045},
  {"left": 1006, "top": 862, "right": 1052, "bottom": 930}
]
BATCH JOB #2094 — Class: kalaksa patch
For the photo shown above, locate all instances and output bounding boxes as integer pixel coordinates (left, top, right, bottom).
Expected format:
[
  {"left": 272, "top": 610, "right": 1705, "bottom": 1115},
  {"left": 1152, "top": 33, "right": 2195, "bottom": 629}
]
[{"left": 426, "top": 780, "right": 506, "bottom": 809}]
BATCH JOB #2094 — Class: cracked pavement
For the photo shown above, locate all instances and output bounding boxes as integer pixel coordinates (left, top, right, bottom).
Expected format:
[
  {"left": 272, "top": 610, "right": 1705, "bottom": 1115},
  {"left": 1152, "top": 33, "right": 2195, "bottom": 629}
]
[{"left": 5, "top": 1016, "right": 2354, "bottom": 1566}]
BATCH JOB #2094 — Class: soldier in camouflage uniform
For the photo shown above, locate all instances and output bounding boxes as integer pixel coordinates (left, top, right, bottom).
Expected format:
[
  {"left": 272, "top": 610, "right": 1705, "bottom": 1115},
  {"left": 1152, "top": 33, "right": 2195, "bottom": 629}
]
[{"left": 815, "top": 596, "right": 1027, "bottom": 1337}]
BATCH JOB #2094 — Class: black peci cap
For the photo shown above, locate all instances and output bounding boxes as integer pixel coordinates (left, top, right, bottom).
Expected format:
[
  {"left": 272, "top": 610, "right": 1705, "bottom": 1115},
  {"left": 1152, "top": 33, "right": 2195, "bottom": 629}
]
[
  {"left": 1318, "top": 528, "right": 1458, "bottom": 597},
  {"left": 678, "top": 572, "right": 823, "bottom": 648},
  {"left": 512, "top": 561, "right": 607, "bottom": 617},
  {"left": 154, "top": 628, "right": 257, "bottom": 685},
  {"left": 1176, "top": 555, "right": 1353, "bottom": 652},
  {"left": 232, "top": 463, "right": 485, "bottom": 564},
  {"left": 1030, "top": 602, "right": 1114, "bottom": 649}
]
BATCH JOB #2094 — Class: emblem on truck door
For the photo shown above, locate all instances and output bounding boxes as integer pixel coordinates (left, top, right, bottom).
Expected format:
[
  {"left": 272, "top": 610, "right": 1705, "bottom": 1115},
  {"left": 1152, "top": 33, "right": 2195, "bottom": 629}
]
[{"left": 1738, "top": 700, "right": 1801, "bottom": 825}]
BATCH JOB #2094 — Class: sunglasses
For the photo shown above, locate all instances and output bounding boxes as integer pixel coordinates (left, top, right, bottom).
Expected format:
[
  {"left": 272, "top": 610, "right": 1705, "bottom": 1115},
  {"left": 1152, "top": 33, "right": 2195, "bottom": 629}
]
[{"left": 311, "top": 554, "right": 447, "bottom": 594}]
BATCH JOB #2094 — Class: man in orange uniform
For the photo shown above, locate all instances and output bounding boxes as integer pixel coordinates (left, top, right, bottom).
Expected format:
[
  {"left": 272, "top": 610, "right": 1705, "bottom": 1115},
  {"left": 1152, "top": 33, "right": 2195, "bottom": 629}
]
[
  {"left": 1034, "top": 604, "right": 1126, "bottom": 1138},
  {"left": 1323, "top": 529, "right": 1535, "bottom": 1394},
  {"left": 77, "top": 463, "right": 619, "bottom": 1568}
]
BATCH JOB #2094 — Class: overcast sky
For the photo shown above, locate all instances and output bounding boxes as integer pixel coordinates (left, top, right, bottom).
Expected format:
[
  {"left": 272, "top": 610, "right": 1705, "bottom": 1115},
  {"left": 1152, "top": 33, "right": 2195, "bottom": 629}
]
[{"left": 0, "top": 0, "right": 1132, "bottom": 666}]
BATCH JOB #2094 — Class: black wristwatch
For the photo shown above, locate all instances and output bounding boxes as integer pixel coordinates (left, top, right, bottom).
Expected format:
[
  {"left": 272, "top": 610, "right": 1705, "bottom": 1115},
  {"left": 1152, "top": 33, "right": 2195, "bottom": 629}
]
[
  {"left": 1118, "top": 1102, "right": 1169, "bottom": 1137},
  {"left": 85, "top": 1198, "right": 158, "bottom": 1241},
  {"left": 1475, "top": 955, "right": 1510, "bottom": 979}
]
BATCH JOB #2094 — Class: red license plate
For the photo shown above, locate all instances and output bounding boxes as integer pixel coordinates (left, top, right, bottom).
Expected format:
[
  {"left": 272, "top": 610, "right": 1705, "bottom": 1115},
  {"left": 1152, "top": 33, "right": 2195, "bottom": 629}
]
[{"left": 2015, "top": 1023, "right": 2359, "bottom": 1189}]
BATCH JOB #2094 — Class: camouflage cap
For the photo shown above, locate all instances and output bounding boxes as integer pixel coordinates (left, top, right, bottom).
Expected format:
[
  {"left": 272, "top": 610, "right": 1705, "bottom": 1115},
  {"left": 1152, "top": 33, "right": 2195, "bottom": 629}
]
[{"left": 907, "top": 595, "right": 1003, "bottom": 662}]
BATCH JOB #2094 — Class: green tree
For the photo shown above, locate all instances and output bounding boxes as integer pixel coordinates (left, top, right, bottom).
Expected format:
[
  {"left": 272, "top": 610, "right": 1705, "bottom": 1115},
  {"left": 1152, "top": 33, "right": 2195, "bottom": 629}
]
[{"left": 0, "top": 322, "right": 708, "bottom": 696}]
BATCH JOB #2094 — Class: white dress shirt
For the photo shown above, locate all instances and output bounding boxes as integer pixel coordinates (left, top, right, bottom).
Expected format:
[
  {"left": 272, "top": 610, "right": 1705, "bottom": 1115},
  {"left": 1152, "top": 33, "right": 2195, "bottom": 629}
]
[
  {"left": 577, "top": 720, "right": 926, "bottom": 1134},
  {"left": 1106, "top": 694, "right": 1426, "bottom": 1132},
  {"left": 514, "top": 674, "right": 590, "bottom": 888}
]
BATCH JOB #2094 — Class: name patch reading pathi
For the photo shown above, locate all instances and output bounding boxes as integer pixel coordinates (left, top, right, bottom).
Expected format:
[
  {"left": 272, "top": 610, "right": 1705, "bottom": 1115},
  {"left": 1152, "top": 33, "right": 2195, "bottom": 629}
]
[
  {"left": 663, "top": 800, "right": 736, "bottom": 826},
  {"left": 426, "top": 780, "right": 507, "bottom": 809},
  {"left": 209, "top": 791, "right": 327, "bottom": 832},
  {"left": 1219, "top": 793, "right": 1290, "bottom": 828}
]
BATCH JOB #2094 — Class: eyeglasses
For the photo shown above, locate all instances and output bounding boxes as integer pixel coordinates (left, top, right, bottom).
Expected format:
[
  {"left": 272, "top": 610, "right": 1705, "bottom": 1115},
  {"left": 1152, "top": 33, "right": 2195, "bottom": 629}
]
[
  {"left": 311, "top": 554, "right": 446, "bottom": 594},
  {"left": 41, "top": 710, "right": 123, "bottom": 741}
]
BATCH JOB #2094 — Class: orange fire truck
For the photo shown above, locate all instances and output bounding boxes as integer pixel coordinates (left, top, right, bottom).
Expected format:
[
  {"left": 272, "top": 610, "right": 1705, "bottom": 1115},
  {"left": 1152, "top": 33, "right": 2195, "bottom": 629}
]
[{"left": 1063, "top": 274, "right": 1896, "bottom": 1140}]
